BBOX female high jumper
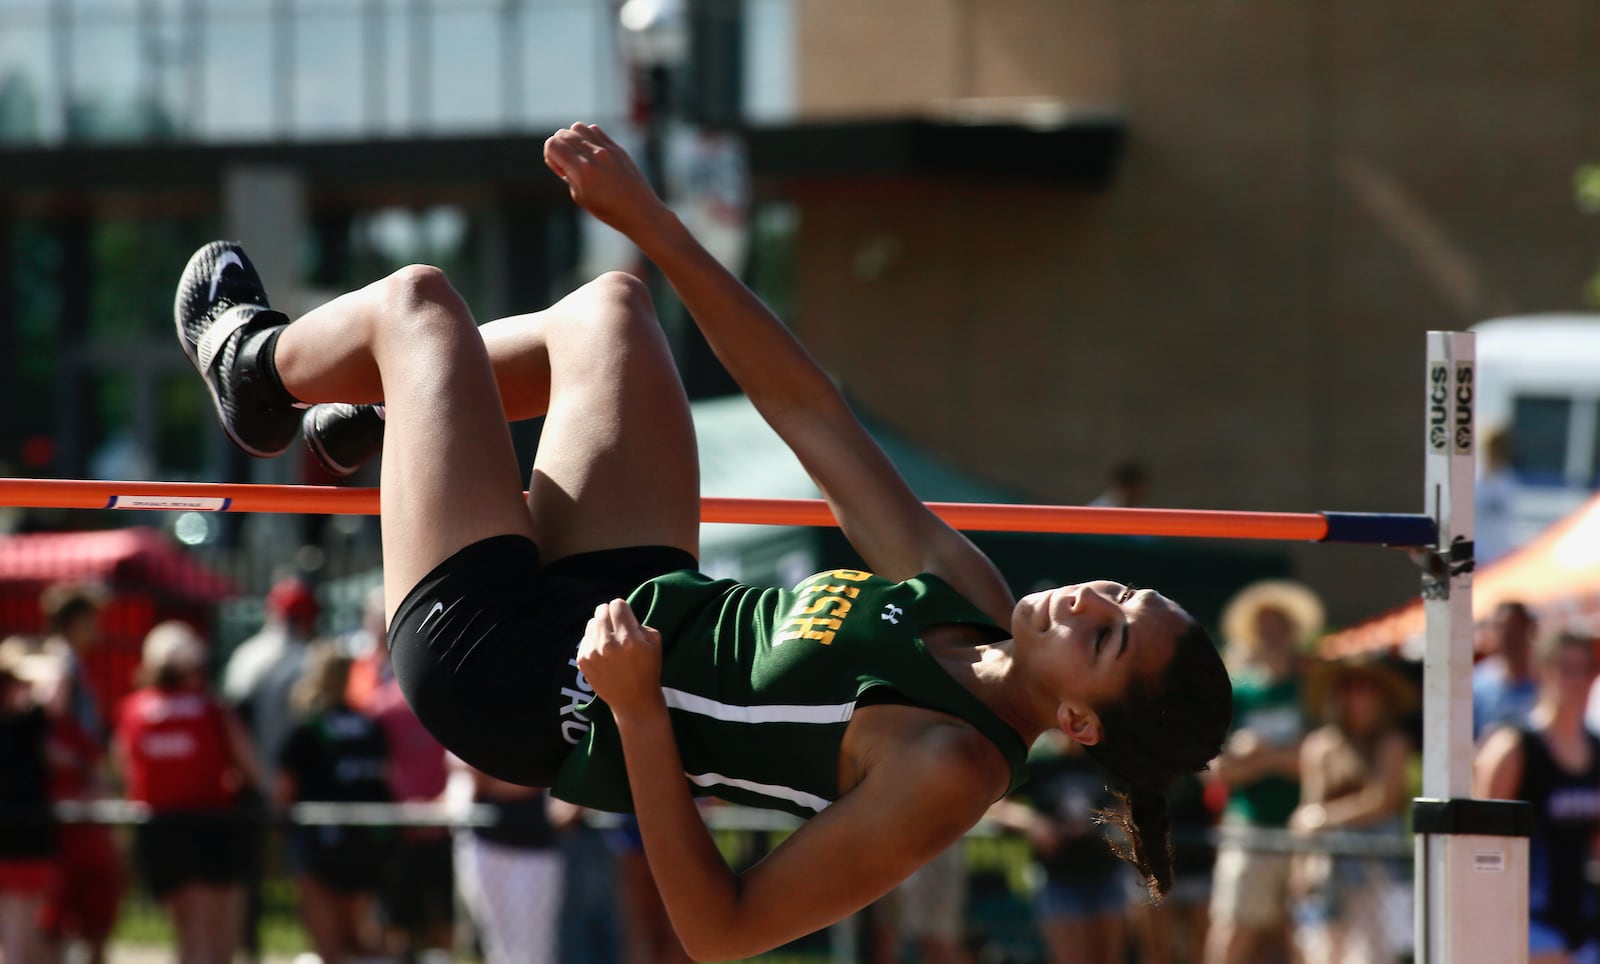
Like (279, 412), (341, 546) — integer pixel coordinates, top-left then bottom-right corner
(174, 122), (1233, 962)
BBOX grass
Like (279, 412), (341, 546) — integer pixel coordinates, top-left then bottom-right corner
(111, 831), (1040, 962)
(113, 877), (310, 957)
(113, 879), (842, 963)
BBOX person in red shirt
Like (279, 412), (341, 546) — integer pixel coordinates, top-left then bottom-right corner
(114, 621), (264, 964)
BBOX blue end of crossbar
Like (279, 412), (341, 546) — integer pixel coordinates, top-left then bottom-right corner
(1320, 512), (1438, 546)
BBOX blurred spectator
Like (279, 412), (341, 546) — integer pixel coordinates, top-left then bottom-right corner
(343, 586), (446, 806)
(449, 758), (574, 964)
(1476, 426), (1519, 567)
(342, 584), (387, 667)
(1473, 601), (1539, 742)
(114, 621), (264, 964)
(870, 842), (972, 964)
(13, 639), (126, 964)
(1475, 630), (1600, 964)
(556, 810), (624, 964)
(1089, 459), (1150, 508)
(1126, 771), (1216, 964)
(1289, 657), (1416, 964)
(224, 575), (322, 763)
(611, 816), (692, 964)
(0, 639), (59, 964)
(274, 643), (394, 964)
(37, 580), (110, 740)
(12, 585), (124, 964)
(224, 575), (320, 962)
(1205, 579), (1323, 964)
(988, 731), (1126, 964)
(343, 586), (455, 963)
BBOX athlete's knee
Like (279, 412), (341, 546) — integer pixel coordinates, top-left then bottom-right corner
(589, 270), (653, 309)
(381, 264), (469, 317)
(544, 272), (671, 379)
(369, 264), (478, 343)
(577, 271), (658, 331)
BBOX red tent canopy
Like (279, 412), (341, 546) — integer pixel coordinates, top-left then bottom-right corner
(0, 527), (236, 727)
(0, 527), (235, 603)
(1323, 492), (1600, 657)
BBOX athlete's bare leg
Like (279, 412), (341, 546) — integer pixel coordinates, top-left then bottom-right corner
(473, 274), (699, 565)
(271, 267), (697, 617)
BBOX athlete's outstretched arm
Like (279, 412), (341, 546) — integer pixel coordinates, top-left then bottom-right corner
(544, 123), (1014, 620)
(579, 599), (1004, 960)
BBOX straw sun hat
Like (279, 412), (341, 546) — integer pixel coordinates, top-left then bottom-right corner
(1221, 579), (1327, 654)
(0, 637), (66, 689)
(0, 639), (26, 686)
(1304, 655), (1420, 720)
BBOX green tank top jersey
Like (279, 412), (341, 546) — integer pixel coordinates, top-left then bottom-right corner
(550, 568), (1032, 819)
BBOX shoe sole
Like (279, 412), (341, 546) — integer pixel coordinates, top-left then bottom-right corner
(174, 243), (290, 460)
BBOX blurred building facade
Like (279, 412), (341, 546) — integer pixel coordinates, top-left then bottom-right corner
(0, 0), (645, 492)
(0, 0), (1598, 620)
(748, 0), (1600, 620)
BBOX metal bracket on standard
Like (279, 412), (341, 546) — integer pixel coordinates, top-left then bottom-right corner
(1408, 537), (1475, 601)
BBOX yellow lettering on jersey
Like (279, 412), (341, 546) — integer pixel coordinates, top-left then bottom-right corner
(776, 570), (875, 647)
(800, 584), (861, 601)
(796, 596), (853, 618)
(823, 569), (873, 582)
(775, 616), (843, 647)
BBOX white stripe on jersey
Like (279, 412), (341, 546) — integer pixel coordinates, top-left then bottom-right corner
(685, 771), (831, 814)
(661, 687), (855, 725)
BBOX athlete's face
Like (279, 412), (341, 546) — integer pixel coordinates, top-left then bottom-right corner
(1011, 581), (1189, 735)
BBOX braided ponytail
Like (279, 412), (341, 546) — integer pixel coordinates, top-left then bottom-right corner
(1097, 788), (1174, 898)
(1083, 620), (1231, 900)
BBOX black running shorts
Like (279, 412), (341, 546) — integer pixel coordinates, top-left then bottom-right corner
(387, 535), (696, 787)
(133, 811), (253, 899)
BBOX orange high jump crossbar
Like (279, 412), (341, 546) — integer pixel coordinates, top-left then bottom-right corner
(0, 478), (1437, 545)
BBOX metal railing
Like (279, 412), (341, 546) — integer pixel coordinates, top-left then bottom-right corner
(12, 800), (1415, 964)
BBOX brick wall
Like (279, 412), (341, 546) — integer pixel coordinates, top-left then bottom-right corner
(798, 0), (1120, 116)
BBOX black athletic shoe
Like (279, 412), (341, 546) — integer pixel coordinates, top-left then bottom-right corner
(303, 403), (386, 477)
(174, 241), (302, 458)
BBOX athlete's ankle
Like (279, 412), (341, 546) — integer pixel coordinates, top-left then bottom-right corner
(240, 323), (306, 409)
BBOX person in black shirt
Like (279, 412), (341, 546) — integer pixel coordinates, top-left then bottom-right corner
(275, 643), (394, 964)
(990, 731), (1130, 964)
(1475, 630), (1600, 964)
(0, 640), (59, 964)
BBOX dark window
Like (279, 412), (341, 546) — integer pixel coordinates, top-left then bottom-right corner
(1511, 395), (1571, 486)
(1586, 400), (1600, 489)
(685, 0), (743, 127)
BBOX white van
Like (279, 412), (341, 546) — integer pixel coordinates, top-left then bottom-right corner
(1473, 314), (1600, 554)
